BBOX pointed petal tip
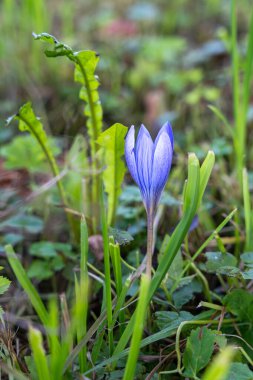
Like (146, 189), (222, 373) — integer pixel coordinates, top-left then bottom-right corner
(162, 121), (174, 149)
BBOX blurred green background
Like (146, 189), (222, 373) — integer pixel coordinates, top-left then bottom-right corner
(0, 0), (252, 161)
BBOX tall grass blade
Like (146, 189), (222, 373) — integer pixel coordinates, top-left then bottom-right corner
(28, 327), (51, 380)
(243, 168), (253, 251)
(123, 274), (150, 380)
(5, 245), (48, 326)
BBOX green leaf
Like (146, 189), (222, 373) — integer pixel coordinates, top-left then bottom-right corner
(64, 134), (89, 212)
(172, 278), (202, 308)
(33, 32), (75, 61)
(0, 275), (11, 295)
(204, 252), (237, 272)
(34, 33), (102, 148)
(75, 50), (103, 152)
(226, 363), (253, 380)
(155, 311), (193, 330)
(29, 242), (58, 258)
(0, 214), (44, 234)
(223, 289), (253, 322)
(6, 102), (60, 177)
(108, 228), (133, 246)
(216, 266), (241, 277)
(97, 123), (128, 225)
(241, 269), (253, 279)
(27, 261), (53, 281)
(183, 326), (216, 378)
(241, 252), (253, 265)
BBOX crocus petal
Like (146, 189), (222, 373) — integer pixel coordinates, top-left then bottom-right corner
(135, 125), (154, 209)
(154, 121), (174, 150)
(124, 125), (140, 186)
(151, 131), (173, 207)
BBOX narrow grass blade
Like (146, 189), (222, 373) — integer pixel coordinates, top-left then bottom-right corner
(198, 150), (215, 207)
(231, 0), (244, 183)
(243, 168), (253, 251)
(208, 105), (234, 137)
(123, 274), (150, 380)
(100, 186), (114, 354)
(75, 216), (89, 372)
(242, 7), (253, 120)
(5, 245), (48, 326)
(28, 327), (51, 380)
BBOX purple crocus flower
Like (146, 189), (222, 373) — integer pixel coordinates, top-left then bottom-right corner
(125, 122), (174, 217)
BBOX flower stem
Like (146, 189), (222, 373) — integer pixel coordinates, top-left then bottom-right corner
(146, 212), (154, 279)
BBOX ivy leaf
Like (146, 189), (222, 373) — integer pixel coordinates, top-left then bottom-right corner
(183, 327), (216, 378)
(97, 123), (128, 225)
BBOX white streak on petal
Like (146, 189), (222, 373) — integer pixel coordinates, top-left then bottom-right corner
(135, 125), (154, 208)
(154, 121), (174, 150)
(151, 131), (173, 208)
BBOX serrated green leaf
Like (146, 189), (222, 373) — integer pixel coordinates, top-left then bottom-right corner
(183, 326), (216, 378)
(0, 275), (11, 295)
(97, 123), (128, 225)
(33, 32), (75, 61)
(8, 102), (59, 174)
(74, 50), (102, 153)
(35, 34), (103, 230)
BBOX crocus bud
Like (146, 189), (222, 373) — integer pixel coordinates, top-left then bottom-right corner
(125, 122), (174, 216)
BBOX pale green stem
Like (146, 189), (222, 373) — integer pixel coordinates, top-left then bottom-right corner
(146, 211), (154, 279)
